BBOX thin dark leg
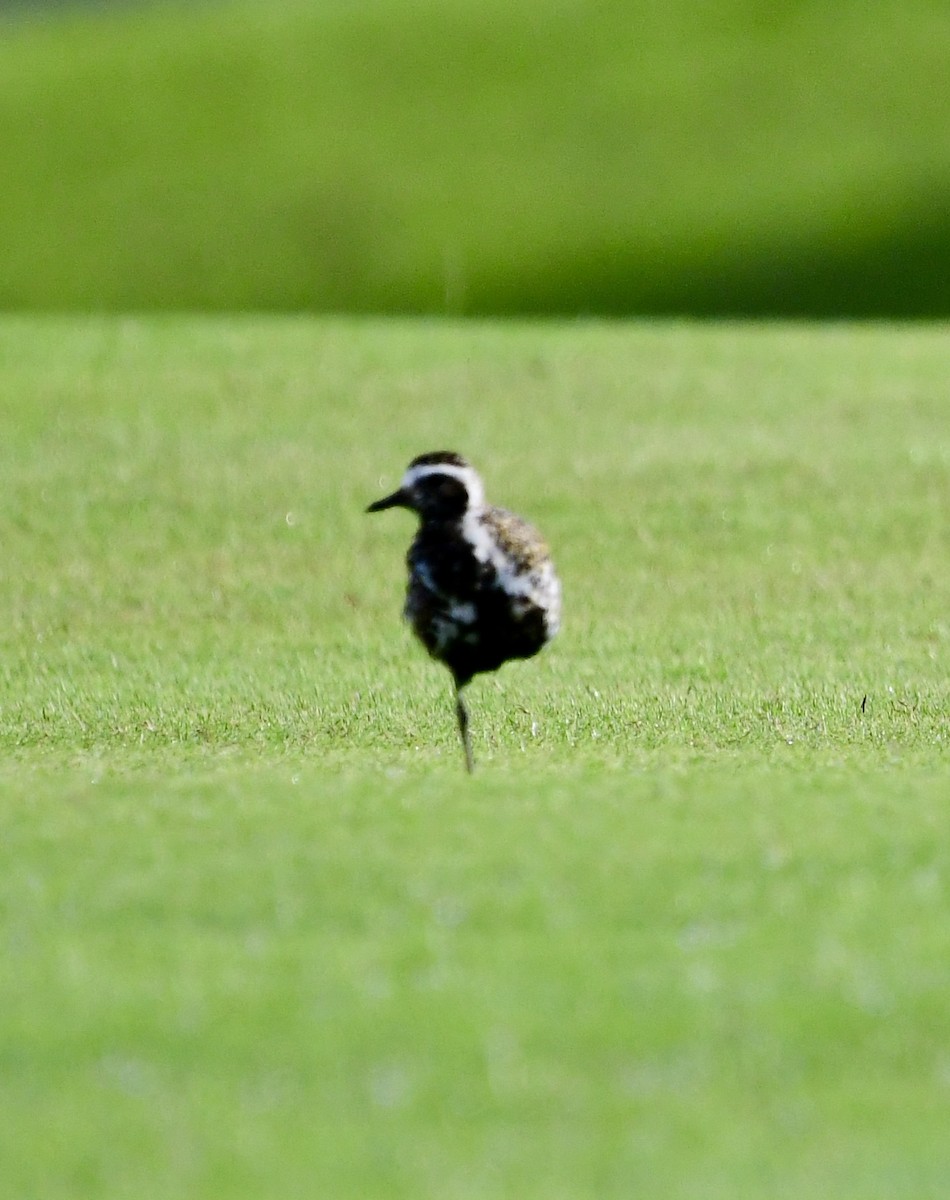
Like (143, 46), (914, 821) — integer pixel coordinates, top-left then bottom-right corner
(454, 680), (474, 774)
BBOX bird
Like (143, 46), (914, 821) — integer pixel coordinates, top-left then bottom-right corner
(366, 451), (561, 772)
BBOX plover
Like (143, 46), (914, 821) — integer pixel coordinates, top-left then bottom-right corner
(367, 451), (561, 772)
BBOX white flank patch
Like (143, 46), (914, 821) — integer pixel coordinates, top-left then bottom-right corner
(540, 563), (562, 636)
(521, 559), (561, 637)
(461, 508), (562, 636)
(461, 507), (493, 563)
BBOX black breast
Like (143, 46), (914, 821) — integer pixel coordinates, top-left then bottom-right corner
(405, 524), (550, 686)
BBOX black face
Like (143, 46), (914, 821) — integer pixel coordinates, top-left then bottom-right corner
(366, 470), (470, 520)
(410, 472), (469, 520)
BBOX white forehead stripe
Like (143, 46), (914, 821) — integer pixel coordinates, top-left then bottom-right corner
(402, 462), (485, 507)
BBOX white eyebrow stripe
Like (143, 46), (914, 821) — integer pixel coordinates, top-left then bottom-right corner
(402, 462), (486, 507)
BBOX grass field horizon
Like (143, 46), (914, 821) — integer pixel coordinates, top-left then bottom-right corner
(2, 0), (949, 316)
(3, 315), (950, 1196)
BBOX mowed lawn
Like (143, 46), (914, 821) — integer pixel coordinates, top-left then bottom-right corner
(2, 317), (950, 1196)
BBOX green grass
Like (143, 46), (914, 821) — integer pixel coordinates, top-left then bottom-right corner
(3, 316), (950, 1196)
(1, 0), (949, 315)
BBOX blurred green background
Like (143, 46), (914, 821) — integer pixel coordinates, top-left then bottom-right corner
(1, 0), (948, 316)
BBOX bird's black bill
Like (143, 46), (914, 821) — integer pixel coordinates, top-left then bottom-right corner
(366, 488), (409, 513)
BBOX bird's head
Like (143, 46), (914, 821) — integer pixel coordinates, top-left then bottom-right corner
(366, 451), (485, 521)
